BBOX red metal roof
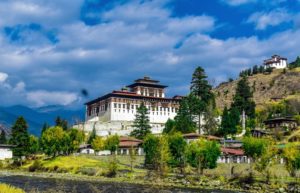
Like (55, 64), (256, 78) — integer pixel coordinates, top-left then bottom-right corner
(221, 148), (244, 156)
(119, 136), (143, 148)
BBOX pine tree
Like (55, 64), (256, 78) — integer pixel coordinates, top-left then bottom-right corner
(174, 95), (197, 133)
(252, 65), (258, 74)
(55, 116), (68, 130)
(220, 107), (231, 137)
(190, 66), (215, 133)
(231, 76), (256, 118)
(130, 103), (151, 140)
(0, 130), (6, 144)
(10, 117), (30, 158)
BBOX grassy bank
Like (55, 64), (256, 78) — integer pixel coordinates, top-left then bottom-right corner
(0, 155), (299, 192)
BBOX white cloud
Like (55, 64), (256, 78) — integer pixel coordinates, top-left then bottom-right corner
(247, 9), (292, 30)
(222, 0), (256, 6)
(0, 0), (300, 108)
(0, 72), (8, 83)
(221, 0), (287, 6)
(26, 91), (79, 107)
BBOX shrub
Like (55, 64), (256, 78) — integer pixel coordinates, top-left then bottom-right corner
(106, 156), (118, 177)
(0, 183), (25, 193)
(78, 167), (98, 176)
(28, 160), (42, 172)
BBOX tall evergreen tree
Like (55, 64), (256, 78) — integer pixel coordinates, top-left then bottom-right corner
(220, 107), (231, 137)
(231, 76), (256, 118)
(0, 130), (7, 144)
(174, 95), (197, 133)
(130, 103), (151, 140)
(190, 66), (215, 133)
(10, 117), (30, 158)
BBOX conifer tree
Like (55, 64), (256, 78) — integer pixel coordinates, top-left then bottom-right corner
(10, 117), (30, 158)
(190, 67), (215, 133)
(231, 76), (255, 118)
(174, 95), (197, 133)
(41, 122), (50, 135)
(130, 103), (151, 140)
(220, 107), (231, 137)
(0, 130), (6, 144)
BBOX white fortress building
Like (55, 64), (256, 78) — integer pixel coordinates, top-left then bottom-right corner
(76, 77), (182, 136)
(263, 55), (287, 69)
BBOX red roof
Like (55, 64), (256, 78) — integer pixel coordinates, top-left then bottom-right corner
(183, 133), (222, 141)
(221, 148), (244, 156)
(119, 136), (143, 148)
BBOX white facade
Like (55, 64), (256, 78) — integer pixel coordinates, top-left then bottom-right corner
(0, 146), (13, 160)
(264, 55), (287, 69)
(77, 77), (181, 137)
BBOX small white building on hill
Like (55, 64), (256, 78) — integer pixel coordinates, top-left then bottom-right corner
(264, 55), (287, 69)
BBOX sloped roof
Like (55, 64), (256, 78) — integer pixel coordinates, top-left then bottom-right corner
(221, 148), (244, 156)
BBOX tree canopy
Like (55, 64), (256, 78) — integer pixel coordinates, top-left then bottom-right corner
(130, 103), (151, 140)
(10, 117), (30, 158)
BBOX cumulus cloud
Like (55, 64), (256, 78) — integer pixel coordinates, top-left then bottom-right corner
(221, 0), (286, 6)
(247, 9), (292, 30)
(26, 91), (79, 107)
(0, 72), (8, 83)
(0, 0), (299, 108)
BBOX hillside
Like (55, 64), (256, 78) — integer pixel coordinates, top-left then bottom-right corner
(214, 67), (300, 110)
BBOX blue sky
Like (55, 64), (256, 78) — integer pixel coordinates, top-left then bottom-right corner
(0, 0), (300, 108)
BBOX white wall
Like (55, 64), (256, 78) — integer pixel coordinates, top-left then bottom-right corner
(0, 148), (13, 160)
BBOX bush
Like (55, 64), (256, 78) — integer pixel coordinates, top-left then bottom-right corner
(106, 157), (118, 177)
(77, 167), (98, 176)
(0, 183), (25, 193)
(28, 160), (42, 172)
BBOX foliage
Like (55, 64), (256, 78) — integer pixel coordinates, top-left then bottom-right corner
(10, 117), (30, 158)
(107, 155), (118, 177)
(190, 66), (215, 133)
(289, 56), (300, 69)
(0, 183), (25, 193)
(282, 143), (300, 177)
(231, 76), (256, 119)
(55, 116), (68, 130)
(67, 129), (85, 153)
(219, 107), (239, 137)
(254, 139), (277, 182)
(186, 139), (221, 175)
(40, 126), (65, 157)
(190, 66), (214, 106)
(157, 135), (171, 176)
(168, 132), (187, 168)
(104, 135), (119, 153)
(91, 136), (105, 152)
(87, 127), (96, 144)
(163, 119), (176, 134)
(203, 102), (219, 135)
(143, 134), (160, 169)
(242, 137), (268, 161)
(41, 122), (50, 135)
(174, 94), (197, 133)
(28, 135), (39, 155)
(0, 130), (7, 144)
(130, 102), (151, 140)
(129, 146), (137, 172)
(28, 159), (42, 172)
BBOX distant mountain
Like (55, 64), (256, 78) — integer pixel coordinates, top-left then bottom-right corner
(0, 105), (85, 136)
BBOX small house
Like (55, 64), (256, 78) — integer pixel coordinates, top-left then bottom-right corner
(264, 117), (298, 131)
(219, 147), (249, 164)
(118, 136), (143, 155)
(183, 133), (222, 144)
(79, 144), (95, 155)
(0, 144), (14, 160)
